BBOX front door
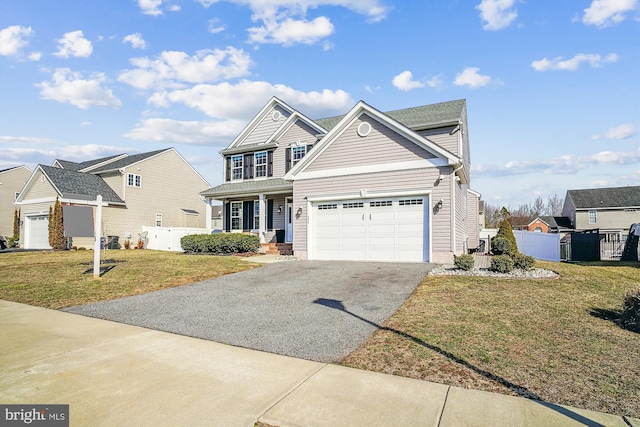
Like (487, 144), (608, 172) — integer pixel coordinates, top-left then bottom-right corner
(285, 198), (293, 243)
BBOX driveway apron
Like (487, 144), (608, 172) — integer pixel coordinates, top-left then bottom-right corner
(64, 261), (435, 362)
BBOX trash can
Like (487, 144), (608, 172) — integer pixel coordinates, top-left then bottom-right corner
(107, 236), (120, 249)
(275, 230), (285, 243)
(0, 236), (7, 250)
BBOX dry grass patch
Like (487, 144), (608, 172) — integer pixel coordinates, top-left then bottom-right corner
(0, 250), (257, 309)
(342, 261), (640, 417)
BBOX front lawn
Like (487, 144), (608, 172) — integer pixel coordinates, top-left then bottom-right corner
(342, 261), (640, 418)
(0, 250), (257, 309)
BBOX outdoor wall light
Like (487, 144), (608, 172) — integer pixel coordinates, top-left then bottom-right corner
(437, 174), (445, 182)
(296, 207), (303, 215)
(437, 199), (444, 209)
(278, 205), (283, 213)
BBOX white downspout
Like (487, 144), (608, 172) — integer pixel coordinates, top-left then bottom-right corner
(451, 163), (464, 254)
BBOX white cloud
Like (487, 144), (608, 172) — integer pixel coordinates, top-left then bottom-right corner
(0, 136), (56, 144)
(453, 67), (494, 88)
(138, 0), (163, 15)
(592, 124), (637, 140)
(0, 25), (34, 57)
(531, 53), (618, 71)
(248, 15), (334, 45)
(208, 18), (227, 34)
(57, 144), (126, 160)
(391, 71), (425, 92)
(476, 0), (518, 30)
(124, 118), (245, 144)
(123, 33), (146, 49)
(28, 51), (42, 61)
(147, 79), (353, 120)
(54, 30), (93, 58)
(426, 74), (444, 89)
(582, 0), (638, 28)
(118, 47), (253, 90)
(37, 68), (122, 109)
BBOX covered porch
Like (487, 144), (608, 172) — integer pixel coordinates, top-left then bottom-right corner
(200, 178), (294, 245)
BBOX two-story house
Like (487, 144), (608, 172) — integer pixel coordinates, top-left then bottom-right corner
(15, 148), (209, 249)
(201, 97), (480, 263)
(561, 186), (640, 242)
(0, 166), (32, 238)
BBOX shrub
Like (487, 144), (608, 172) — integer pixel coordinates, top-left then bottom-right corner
(619, 286), (640, 332)
(491, 237), (513, 255)
(496, 219), (518, 254)
(490, 255), (514, 273)
(454, 254), (475, 271)
(181, 233), (260, 255)
(512, 253), (535, 270)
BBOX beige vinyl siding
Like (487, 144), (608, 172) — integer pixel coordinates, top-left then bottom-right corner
(292, 167), (452, 256)
(21, 170), (58, 200)
(101, 172), (124, 199)
(241, 105), (291, 146)
(466, 190), (480, 249)
(0, 167), (31, 236)
(418, 126), (459, 157)
(273, 120), (319, 177)
(574, 209), (640, 232)
(100, 150), (208, 242)
(306, 114), (436, 173)
(270, 196), (287, 230)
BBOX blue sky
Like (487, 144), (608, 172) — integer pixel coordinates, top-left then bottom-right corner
(1, 0), (638, 207)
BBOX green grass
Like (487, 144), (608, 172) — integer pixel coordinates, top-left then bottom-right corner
(0, 250), (257, 309)
(342, 261), (640, 418)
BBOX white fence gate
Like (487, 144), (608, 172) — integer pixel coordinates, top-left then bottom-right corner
(143, 226), (208, 252)
(513, 230), (560, 262)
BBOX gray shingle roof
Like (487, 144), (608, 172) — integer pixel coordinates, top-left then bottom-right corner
(200, 178), (292, 198)
(315, 99), (465, 131)
(568, 186), (640, 209)
(55, 154), (126, 172)
(40, 165), (124, 203)
(89, 149), (170, 173)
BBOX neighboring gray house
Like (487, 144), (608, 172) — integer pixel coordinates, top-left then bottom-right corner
(16, 148), (209, 249)
(201, 97), (480, 263)
(0, 165), (32, 237)
(561, 186), (640, 242)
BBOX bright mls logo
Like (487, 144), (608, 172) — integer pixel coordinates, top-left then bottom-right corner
(1, 405), (68, 426)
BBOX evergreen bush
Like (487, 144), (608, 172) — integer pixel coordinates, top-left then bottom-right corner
(491, 237), (512, 255)
(512, 253), (535, 270)
(454, 254), (475, 271)
(619, 286), (640, 332)
(490, 255), (514, 273)
(181, 233), (260, 255)
(496, 219), (518, 254)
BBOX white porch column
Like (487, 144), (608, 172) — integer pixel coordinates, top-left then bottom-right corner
(258, 194), (266, 243)
(205, 199), (212, 232)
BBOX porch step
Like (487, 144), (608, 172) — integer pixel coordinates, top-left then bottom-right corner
(261, 243), (293, 256)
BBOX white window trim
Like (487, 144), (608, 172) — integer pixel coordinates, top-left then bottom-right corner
(291, 145), (306, 168)
(231, 201), (243, 231)
(588, 210), (597, 224)
(255, 151), (267, 178)
(127, 173), (142, 188)
(231, 155), (243, 181)
(253, 200), (260, 230)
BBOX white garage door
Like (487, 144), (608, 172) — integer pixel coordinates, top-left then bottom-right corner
(25, 214), (51, 249)
(311, 197), (428, 262)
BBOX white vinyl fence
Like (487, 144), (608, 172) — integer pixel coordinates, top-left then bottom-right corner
(513, 230), (560, 262)
(143, 226), (208, 252)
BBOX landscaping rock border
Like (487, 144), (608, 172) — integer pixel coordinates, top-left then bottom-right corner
(429, 265), (559, 279)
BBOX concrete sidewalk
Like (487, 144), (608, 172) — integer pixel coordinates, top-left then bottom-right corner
(0, 300), (634, 427)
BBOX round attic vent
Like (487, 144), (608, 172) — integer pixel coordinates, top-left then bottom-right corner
(357, 122), (371, 137)
(272, 110), (281, 121)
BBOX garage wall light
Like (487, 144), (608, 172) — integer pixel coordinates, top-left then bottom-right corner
(437, 199), (444, 209)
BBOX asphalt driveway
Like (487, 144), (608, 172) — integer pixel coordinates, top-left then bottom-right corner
(64, 260), (435, 362)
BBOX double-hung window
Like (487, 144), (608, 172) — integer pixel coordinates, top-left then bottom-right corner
(588, 210), (597, 224)
(127, 173), (142, 187)
(291, 146), (306, 167)
(231, 202), (242, 231)
(231, 155), (243, 180)
(255, 151), (267, 178)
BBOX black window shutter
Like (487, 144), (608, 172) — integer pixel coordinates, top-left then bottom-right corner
(285, 148), (291, 172)
(267, 199), (274, 230)
(306, 144), (314, 155)
(243, 201), (252, 231)
(224, 202), (231, 231)
(267, 151), (273, 177)
(243, 154), (253, 179)
(225, 157), (231, 182)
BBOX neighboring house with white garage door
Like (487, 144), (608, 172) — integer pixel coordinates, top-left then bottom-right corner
(15, 148), (209, 249)
(0, 165), (31, 238)
(201, 97), (481, 263)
